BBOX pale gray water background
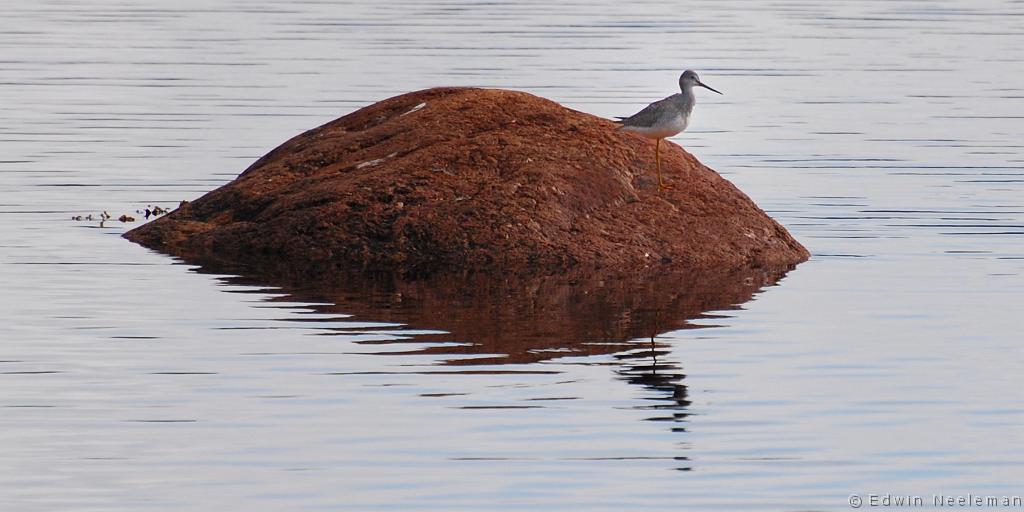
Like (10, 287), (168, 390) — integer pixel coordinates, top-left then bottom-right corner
(2, 1), (1023, 510)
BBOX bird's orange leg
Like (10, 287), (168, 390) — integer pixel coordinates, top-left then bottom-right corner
(656, 139), (672, 191)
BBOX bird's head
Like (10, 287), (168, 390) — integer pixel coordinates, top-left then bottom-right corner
(680, 70), (722, 95)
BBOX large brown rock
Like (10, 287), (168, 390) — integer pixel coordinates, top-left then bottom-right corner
(125, 87), (809, 275)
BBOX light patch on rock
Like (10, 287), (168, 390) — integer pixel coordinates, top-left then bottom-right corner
(356, 152), (399, 170)
(400, 102), (427, 117)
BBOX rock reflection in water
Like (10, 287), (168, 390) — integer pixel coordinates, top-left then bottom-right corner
(205, 262), (793, 409)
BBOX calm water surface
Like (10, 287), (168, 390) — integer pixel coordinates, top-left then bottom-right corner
(1, 1), (1022, 510)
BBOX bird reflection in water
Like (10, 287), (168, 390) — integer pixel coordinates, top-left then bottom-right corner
(615, 306), (694, 470)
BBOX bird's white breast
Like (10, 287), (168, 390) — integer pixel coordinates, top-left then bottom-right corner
(624, 115), (689, 139)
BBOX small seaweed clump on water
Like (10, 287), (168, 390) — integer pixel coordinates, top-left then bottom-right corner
(71, 203), (177, 226)
(139, 204), (171, 219)
(71, 211), (114, 222)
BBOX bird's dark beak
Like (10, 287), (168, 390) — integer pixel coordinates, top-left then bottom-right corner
(698, 81), (723, 95)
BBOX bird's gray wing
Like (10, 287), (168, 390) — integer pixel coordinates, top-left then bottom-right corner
(616, 95), (678, 128)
